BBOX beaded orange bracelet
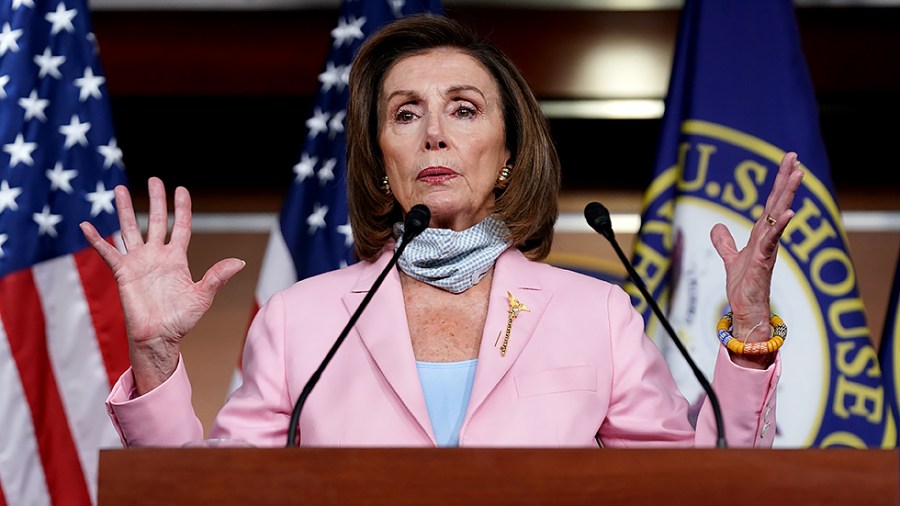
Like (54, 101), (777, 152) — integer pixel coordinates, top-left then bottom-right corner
(716, 311), (787, 355)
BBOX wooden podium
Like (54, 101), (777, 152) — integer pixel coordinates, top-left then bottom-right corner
(98, 447), (899, 505)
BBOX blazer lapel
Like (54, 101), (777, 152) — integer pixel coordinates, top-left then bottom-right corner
(466, 248), (551, 421)
(341, 250), (435, 443)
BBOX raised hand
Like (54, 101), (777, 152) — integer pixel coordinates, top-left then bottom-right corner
(80, 177), (245, 394)
(709, 152), (804, 367)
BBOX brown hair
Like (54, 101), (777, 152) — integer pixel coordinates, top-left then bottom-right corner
(347, 14), (560, 261)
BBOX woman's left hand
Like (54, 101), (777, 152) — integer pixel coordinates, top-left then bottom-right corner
(709, 151), (804, 368)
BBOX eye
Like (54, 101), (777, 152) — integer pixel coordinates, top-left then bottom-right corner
(454, 104), (480, 119)
(394, 108), (417, 123)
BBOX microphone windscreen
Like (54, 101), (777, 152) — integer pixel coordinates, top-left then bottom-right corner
(584, 201), (613, 238)
(403, 204), (431, 239)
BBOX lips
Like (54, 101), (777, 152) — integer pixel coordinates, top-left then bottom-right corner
(416, 166), (458, 182)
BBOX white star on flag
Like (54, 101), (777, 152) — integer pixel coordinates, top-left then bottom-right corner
(3, 133), (37, 167)
(331, 16), (366, 47)
(389, 0), (406, 18)
(0, 23), (23, 56)
(97, 138), (124, 168)
(307, 203), (328, 234)
(328, 110), (346, 139)
(318, 62), (343, 91)
(59, 114), (91, 148)
(45, 2), (77, 35)
(337, 223), (354, 247)
(34, 47), (66, 78)
(74, 67), (105, 101)
(0, 180), (23, 213)
(86, 180), (115, 217)
(0, 233), (7, 258)
(33, 205), (63, 237)
(317, 158), (336, 185)
(306, 108), (330, 138)
(13, 0), (35, 9)
(340, 65), (351, 89)
(18, 89), (50, 121)
(338, 66), (350, 91)
(47, 162), (78, 193)
(293, 153), (317, 182)
(0, 74), (9, 98)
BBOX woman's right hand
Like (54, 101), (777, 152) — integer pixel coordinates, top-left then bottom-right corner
(80, 177), (245, 395)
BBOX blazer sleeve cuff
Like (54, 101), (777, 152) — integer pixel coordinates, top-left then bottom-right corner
(696, 346), (781, 447)
(106, 355), (204, 447)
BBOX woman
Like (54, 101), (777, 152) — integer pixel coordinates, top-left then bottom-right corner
(81, 14), (802, 448)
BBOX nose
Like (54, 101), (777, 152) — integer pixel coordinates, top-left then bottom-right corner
(424, 114), (448, 151)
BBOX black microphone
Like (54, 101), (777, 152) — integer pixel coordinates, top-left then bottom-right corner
(285, 204), (431, 447)
(584, 201), (727, 448)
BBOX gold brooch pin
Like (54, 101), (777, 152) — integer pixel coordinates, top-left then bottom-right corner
(495, 291), (529, 357)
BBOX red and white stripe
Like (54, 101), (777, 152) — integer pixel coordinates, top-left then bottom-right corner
(0, 237), (129, 506)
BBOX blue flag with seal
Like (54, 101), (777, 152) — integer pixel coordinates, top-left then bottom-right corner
(878, 253), (900, 445)
(628, 0), (891, 448)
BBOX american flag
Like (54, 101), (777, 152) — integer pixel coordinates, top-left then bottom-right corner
(233, 0), (443, 391)
(0, 0), (129, 505)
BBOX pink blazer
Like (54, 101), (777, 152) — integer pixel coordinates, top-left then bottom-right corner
(107, 247), (779, 448)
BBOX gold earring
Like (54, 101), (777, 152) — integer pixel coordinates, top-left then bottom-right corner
(496, 166), (511, 189)
(380, 176), (392, 196)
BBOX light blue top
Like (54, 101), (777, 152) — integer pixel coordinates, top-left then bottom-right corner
(415, 359), (478, 447)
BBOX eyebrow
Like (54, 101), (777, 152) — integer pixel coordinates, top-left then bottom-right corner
(385, 85), (486, 103)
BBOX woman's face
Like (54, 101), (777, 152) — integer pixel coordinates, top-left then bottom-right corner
(378, 47), (509, 231)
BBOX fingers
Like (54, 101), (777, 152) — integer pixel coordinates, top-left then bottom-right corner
(763, 152), (804, 226)
(709, 223), (737, 265)
(79, 221), (121, 270)
(121, 178), (194, 251)
(747, 153), (802, 261)
(197, 258), (246, 297)
(168, 186), (193, 252)
(115, 184), (143, 251)
(765, 210), (792, 257)
(145, 177), (169, 244)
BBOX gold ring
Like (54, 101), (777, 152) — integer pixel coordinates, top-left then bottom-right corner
(766, 214), (777, 226)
